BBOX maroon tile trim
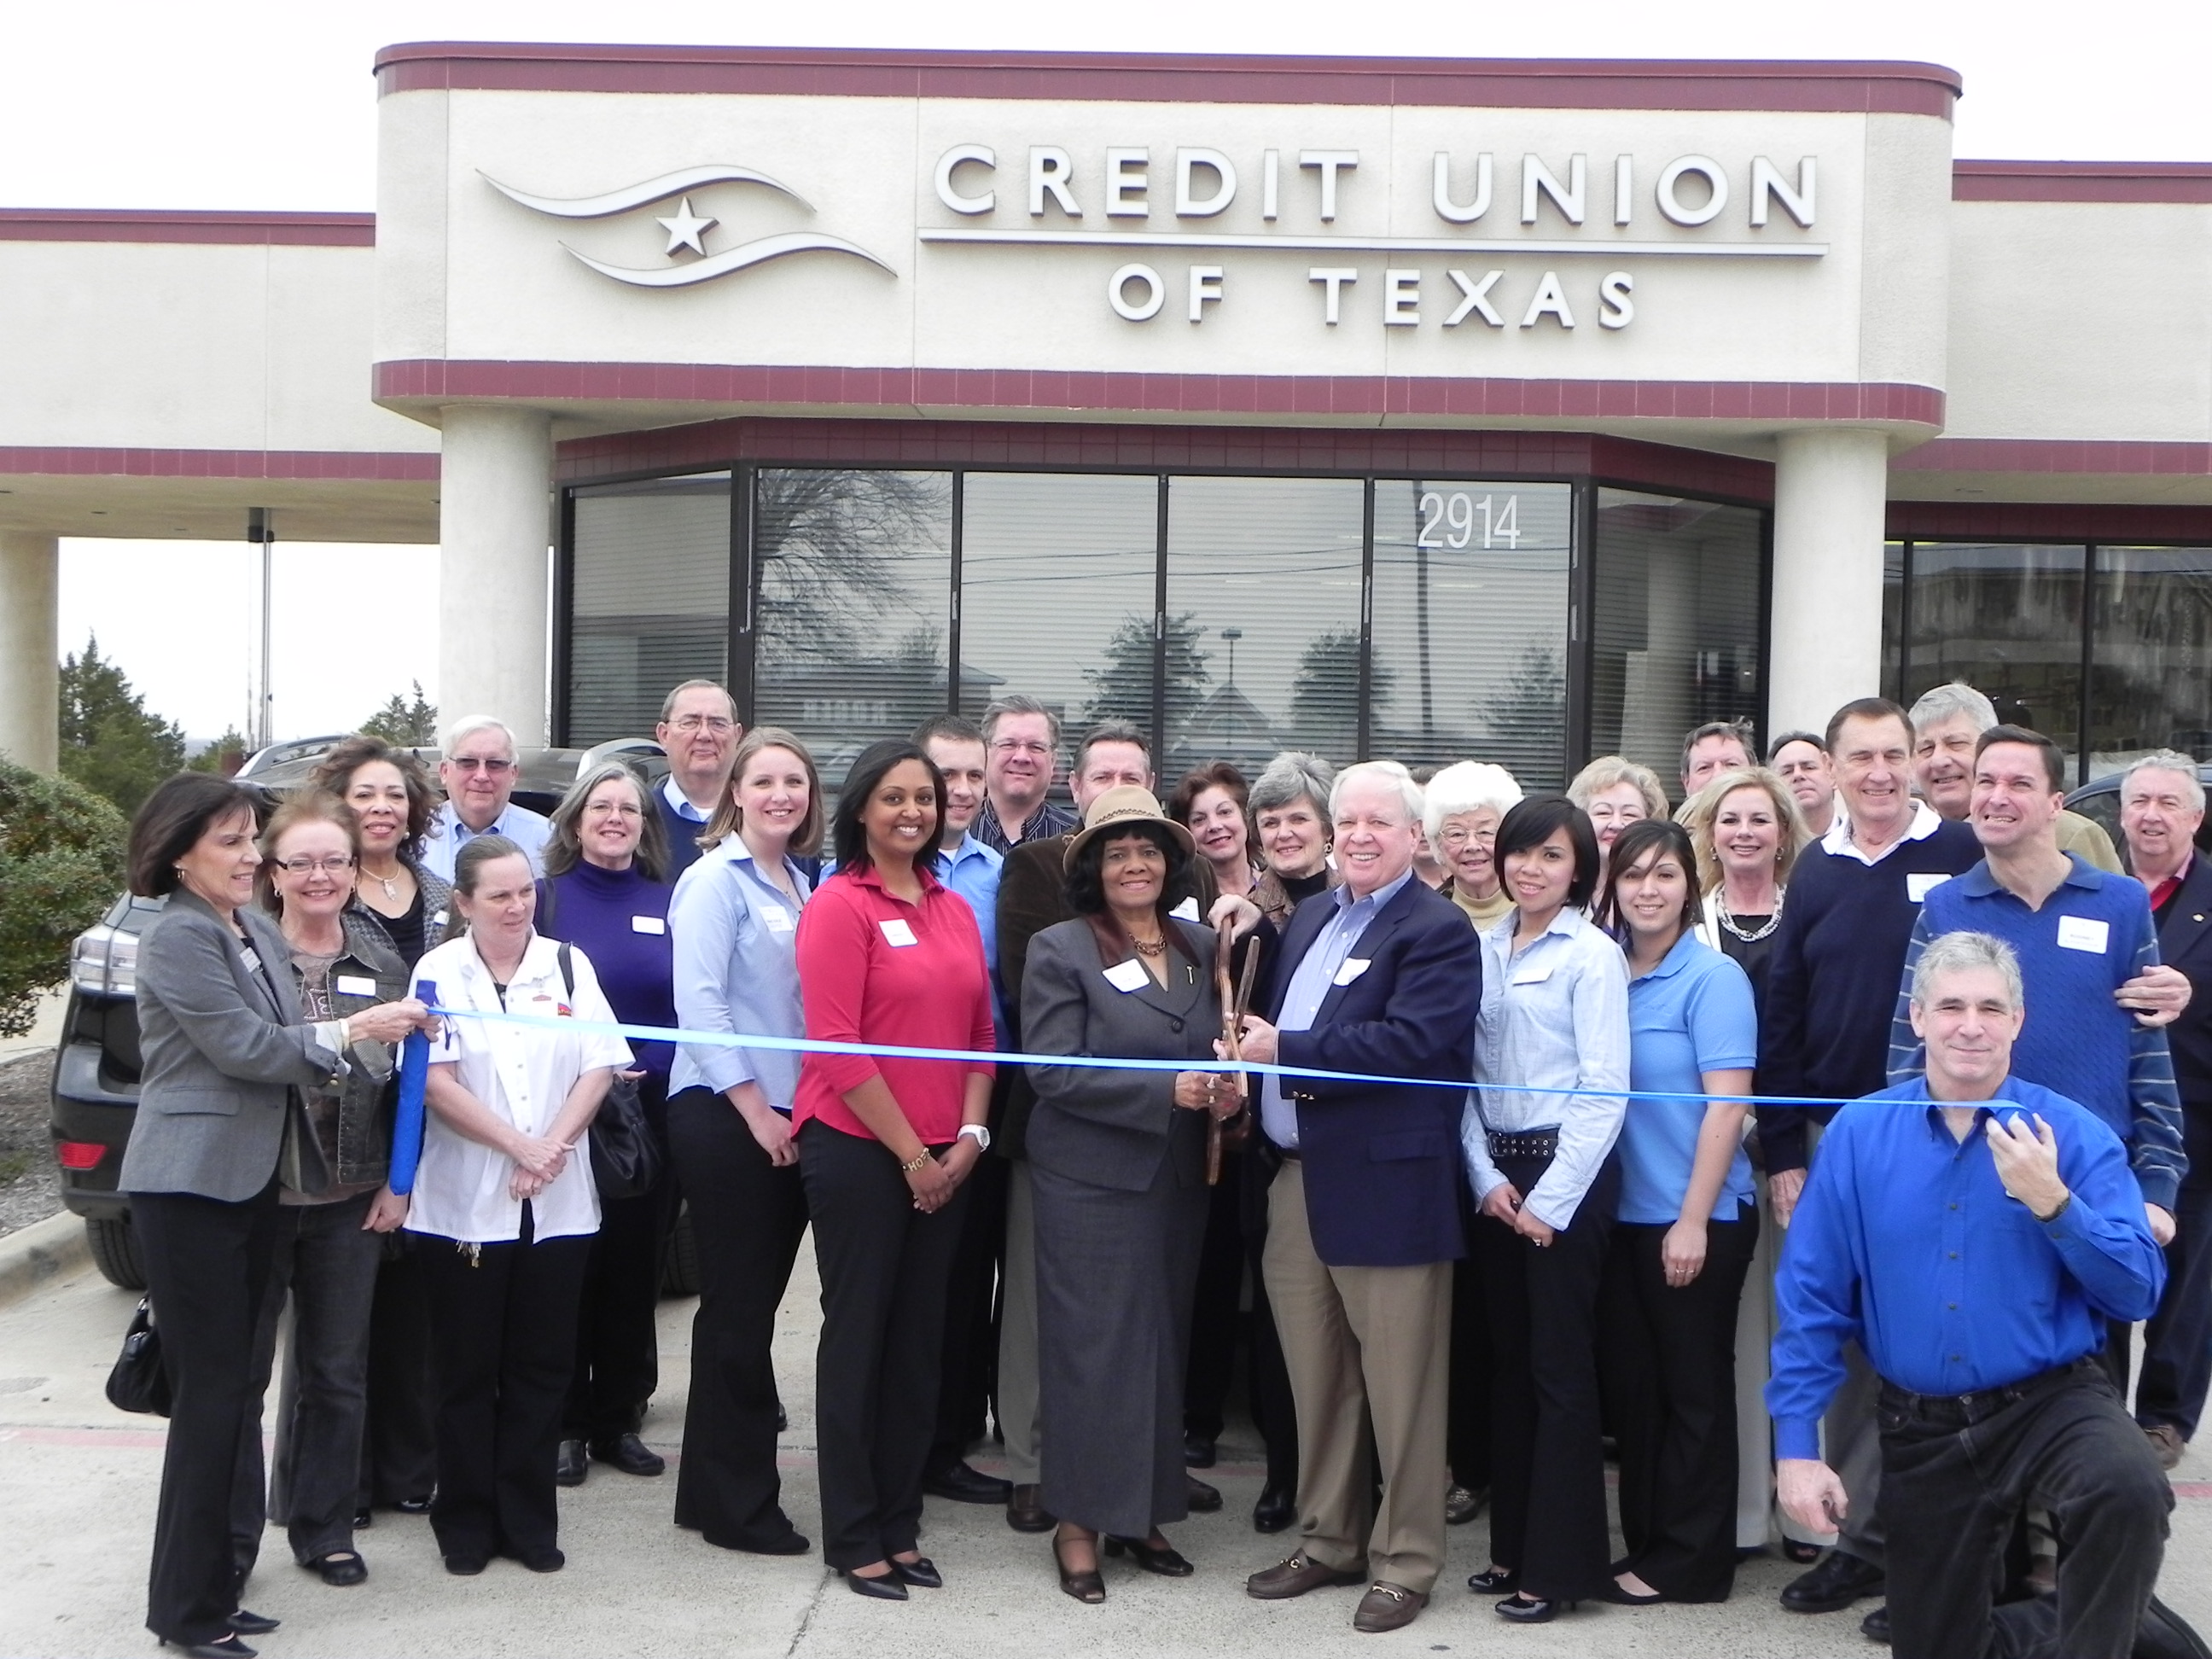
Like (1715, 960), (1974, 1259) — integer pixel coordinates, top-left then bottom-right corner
(1888, 501), (2212, 542)
(1895, 438), (2212, 476)
(374, 43), (1959, 117)
(1953, 161), (2212, 205)
(379, 358), (1944, 433)
(0, 209), (375, 247)
(0, 446), (437, 480)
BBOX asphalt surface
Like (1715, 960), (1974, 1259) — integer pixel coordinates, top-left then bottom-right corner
(3, 1241), (2208, 1658)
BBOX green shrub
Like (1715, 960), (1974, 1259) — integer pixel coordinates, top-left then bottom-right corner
(0, 760), (127, 1038)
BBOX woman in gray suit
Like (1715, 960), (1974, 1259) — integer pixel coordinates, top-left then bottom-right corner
(1022, 788), (1243, 1603)
(119, 774), (428, 1659)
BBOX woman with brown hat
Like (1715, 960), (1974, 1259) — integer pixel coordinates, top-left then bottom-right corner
(1021, 787), (1249, 1603)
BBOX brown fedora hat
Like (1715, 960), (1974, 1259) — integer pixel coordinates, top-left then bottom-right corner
(1062, 785), (1196, 870)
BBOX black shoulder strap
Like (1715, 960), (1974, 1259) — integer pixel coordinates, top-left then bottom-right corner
(556, 940), (574, 998)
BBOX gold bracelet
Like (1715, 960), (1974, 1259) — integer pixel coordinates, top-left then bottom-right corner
(899, 1149), (932, 1174)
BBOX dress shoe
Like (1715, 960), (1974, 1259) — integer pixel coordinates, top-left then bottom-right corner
(352, 1509), (372, 1529)
(1446, 1483), (1487, 1525)
(2137, 1592), (2212, 1659)
(1860, 1604), (1889, 1644)
(508, 1546), (565, 1573)
(1185, 1473), (1223, 1512)
(589, 1433), (666, 1476)
(1007, 1483), (1056, 1532)
(1353, 1582), (1428, 1633)
(776, 1403), (788, 1432)
(305, 1551), (367, 1586)
(1252, 1484), (1295, 1534)
(1055, 1535), (1105, 1604)
(160, 1638), (253, 1659)
(555, 1439), (588, 1487)
(1184, 1431), (1217, 1469)
(1466, 1567), (1521, 1594)
(443, 1553), (487, 1576)
(924, 1458), (1012, 1505)
(1246, 1551), (1368, 1600)
(1495, 1593), (1575, 1624)
(841, 1567), (909, 1601)
(393, 1493), (433, 1515)
(1780, 1549), (1884, 1614)
(889, 1555), (943, 1589)
(1105, 1535), (1194, 1576)
(714, 1527), (811, 1557)
(1601, 1577), (1665, 1606)
(226, 1610), (280, 1636)
(2146, 1422), (2187, 1470)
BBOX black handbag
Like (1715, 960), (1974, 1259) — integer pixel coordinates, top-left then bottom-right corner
(106, 1296), (172, 1417)
(556, 943), (663, 1202)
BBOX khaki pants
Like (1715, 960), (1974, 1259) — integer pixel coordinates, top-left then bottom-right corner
(1261, 1159), (1452, 1593)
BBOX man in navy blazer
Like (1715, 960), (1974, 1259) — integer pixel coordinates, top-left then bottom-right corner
(1233, 760), (1482, 1635)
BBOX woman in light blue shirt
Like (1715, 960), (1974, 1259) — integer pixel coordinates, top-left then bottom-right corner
(1593, 816), (1759, 1609)
(665, 726), (821, 1556)
(1463, 795), (1628, 1625)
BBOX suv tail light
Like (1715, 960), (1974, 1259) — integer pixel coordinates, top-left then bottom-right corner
(70, 923), (139, 997)
(55, 1141), (105, 1170)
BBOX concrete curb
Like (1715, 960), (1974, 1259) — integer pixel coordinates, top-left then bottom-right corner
(0, 1210), (90, 1310)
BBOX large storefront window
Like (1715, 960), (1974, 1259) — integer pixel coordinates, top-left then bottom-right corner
(567, 472), (731, 744)
(1589, 489), (1765, 797)
(2089, 546), (2212, 772)
(1899, 542), (2085, 779)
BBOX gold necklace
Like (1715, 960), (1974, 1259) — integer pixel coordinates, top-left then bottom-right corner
(360, 861), (406, 900)
(1130, 933), (1167, 958)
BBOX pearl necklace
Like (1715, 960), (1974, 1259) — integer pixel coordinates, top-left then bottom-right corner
(1717, 888), (1784, 943)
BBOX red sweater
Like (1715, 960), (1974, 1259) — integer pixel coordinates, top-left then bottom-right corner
(793, 861), (996, 1144)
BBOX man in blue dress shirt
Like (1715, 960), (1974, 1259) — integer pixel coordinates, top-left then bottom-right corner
(1771, 930), (2191, 1659)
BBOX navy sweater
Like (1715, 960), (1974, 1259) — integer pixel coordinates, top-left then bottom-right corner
(1757, 818), (1983, 1173)
(538, 859), (678, 1080)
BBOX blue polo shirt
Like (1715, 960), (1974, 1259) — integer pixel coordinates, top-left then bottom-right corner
(1619, 929), (1759, 1225)
(1889, 853), (2186, 1210)
(934, 833), (1006, 1041)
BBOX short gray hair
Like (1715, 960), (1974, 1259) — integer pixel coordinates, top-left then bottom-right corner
(1912, 930), (2023, 1011)
(981, 695), (1061, 752)
(2123, 750), (2206, 813)
(1249, 751), (1336, 819)
(1567, 754), (1669, 818)
(1421, 761), (1524, 841)
(1331, 759), (1423, 824)
(1909, 681), (1998, 736)
(442, 713), (517, 757)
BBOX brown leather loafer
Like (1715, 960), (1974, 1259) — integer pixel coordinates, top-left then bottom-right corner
(1353, 1581), (1429, 1633)
(1007, 1484), (1056, 1534)
(1246, 1552), (1368, 1600)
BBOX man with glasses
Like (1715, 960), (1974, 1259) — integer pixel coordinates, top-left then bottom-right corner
(974, 696), (1077, 854)
(421, 714), (551, 882)
(655, 680), (742, 876)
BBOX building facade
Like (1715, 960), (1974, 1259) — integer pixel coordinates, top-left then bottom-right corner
(1, 45), (2208, 792)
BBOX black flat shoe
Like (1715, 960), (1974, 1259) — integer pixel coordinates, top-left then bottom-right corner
(1495, 1593), (1575, 1623)
(305, 1551), (367, 1586)
(394, 1493), (433, 1515)
(841, 1567), (910, 1601)
(923, 1459), (1012, 1504)
(1467, 1567), (1521, 1594)
(1252, 1483), (1295, 1534)
(507, 1546), (564, 1573)
(1105, 1535), (1195, 1576)
(1602, 1579), (1664, 1606)
(555, 1439), (588, 1487)
(1184, 1432), (1217, 1469)
(443, 1553), (487, 1576)
(160, 1637), (254, 1658)
(890, 1555), (943, 1589)
(589, 1432), (666, 1477)
(352, 1509), (372, 1529)
(226, 1610), (280, 1636)
(1055, 1536), (1105, 1604)
(1185, 1473), (1223, 1512)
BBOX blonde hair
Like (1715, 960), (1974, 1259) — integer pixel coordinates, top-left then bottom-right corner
(701, 726), (824, 857)
(1679, 766), (1810, 893)
(1567, 755), (1669, 820)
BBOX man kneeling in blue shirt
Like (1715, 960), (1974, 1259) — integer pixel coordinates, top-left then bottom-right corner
(1769, 930), (2201, 1659)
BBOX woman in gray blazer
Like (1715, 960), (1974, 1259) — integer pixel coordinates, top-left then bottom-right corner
(1022, 788), (1244, 1604)
(119, 774), (427, 1659)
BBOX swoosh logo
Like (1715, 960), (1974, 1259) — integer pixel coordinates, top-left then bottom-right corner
(481, 165), (812, 218)
(564, 230), (895, 287)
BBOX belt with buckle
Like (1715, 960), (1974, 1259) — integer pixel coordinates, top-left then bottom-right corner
(1877, 1356), (2098, 1428)
(1486, 1127), (1560, 1161)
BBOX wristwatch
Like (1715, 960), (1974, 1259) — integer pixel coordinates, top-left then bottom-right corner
(958, 1123), (992, 1152)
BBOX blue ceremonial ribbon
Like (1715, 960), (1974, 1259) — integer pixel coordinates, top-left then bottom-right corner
(425, 1001), (1889, 1111)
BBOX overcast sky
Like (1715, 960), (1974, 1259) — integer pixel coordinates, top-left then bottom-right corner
(18, 0), (2209, 740)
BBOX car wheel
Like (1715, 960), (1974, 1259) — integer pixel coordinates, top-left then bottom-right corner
(659, 1200), (699, 1300)
(85, 1215), (146, 1290)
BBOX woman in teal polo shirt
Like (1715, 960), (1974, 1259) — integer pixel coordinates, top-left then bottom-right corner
(1593, 816), (1759, 1608)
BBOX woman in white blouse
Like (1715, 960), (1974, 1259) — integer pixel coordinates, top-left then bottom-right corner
(409, 835), (631, 1578)
(1462, 795), (1630, 1626)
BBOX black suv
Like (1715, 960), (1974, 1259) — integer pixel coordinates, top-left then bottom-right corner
(47, 738), (691, 1291)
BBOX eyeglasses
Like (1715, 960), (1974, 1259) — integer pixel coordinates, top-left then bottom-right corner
(1437, 827), (1496, 849)
(449, 756), (514, 774)
(990, 739), (1053, 756)
(670, 715), (735, 734)
(272, 856), (357, 876)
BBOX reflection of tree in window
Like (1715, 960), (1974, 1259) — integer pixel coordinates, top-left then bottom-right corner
(754, 470), (949, 668)
(1083, 611), (1212, 729)
(1481, 645), (1565, 781)
(1289, 628), (1391, 755)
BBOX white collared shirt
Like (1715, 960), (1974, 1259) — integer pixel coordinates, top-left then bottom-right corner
(407, 931), (632, 1243)
(420, 800), (553, 883)
(661, 772), (713, 824)
(1820, 798), (1945, 868)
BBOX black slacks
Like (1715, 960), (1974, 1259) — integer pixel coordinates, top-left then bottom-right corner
(2138, 1182), (2212, 1440)
(1598, 1206), (1758, 1601)
(358, 1234), (438, 1510)
(930, 1148), (1009, 1468)
(1183, 1147), (1247, 1443)
(566, 1075), (674, 1442)
(420, 1208), (591, 1561)
(665, 1088), (812, 1549)
(1881, 1359), (2170, 1659)
(1473, 1150), (1619, 1603)
(132, 1183), (283, 1647)
(1447, 1222), (1494, 1492)
(799, 1119), (972, 1572)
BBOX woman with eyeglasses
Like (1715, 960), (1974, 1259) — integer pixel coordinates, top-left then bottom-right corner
(1566, 756), (1670, 882)
(533, 762), (678, 1488)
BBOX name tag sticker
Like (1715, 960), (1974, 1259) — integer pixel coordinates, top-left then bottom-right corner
(631, 915), (667, 935)
(237, 948), (262, 975)
(1511, 964), (1554, 986)
(1169, 896), (1201, 921)
(335, 975), (378, 998)
(1906, 873), (1947, 903)
(2058, 915), (2110, 954)
(1103, 959), (1150, 993)
(880, 918), (918, 947)
(1333, 958), (1372, 987)
(761, 906), (795, 934)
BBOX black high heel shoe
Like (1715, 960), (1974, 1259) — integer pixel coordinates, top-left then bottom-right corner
(1467, 1566), (1521, 1594)
(840, 1566), (909, 1601)
(159, 1638), (255, 1659)
(889, 1555), (943, 1590)
(1055, 1534), (1106, 1604)
(1104, 1535), (1194, 1577)
(1495, 1592), (1576, 1624)
(226, 1611), (280, 1636)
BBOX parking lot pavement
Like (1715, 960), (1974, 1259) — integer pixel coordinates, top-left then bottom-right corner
(3, 1244), (2207, 1659)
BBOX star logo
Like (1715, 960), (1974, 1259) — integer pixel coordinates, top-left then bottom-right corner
(655, 196), (715, 258)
